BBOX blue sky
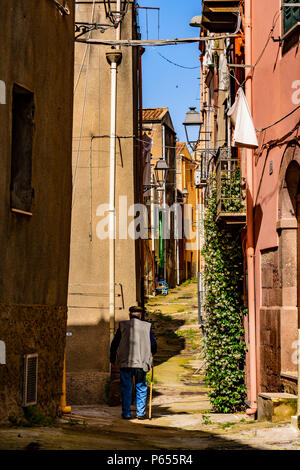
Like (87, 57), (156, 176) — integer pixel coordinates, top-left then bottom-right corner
(137, 0), (202, 143)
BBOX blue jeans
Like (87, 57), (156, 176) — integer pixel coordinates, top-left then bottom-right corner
(120, 368), (147, 418)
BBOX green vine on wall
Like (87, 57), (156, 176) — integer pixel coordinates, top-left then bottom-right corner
(203, 176), (247, 413)
(221, 166), (246, 213)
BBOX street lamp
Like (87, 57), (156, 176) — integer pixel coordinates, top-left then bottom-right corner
(104, 0), (129, 27)
(182, 187), (189, 198)
(154, 158), (170, 187)
(183, 107), (202, 152)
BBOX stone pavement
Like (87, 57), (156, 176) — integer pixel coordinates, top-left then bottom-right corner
(0, 280), (300, 450)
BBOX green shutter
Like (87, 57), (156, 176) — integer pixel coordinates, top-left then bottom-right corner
(283, 0), (300, 34)
(159, 211), (164, 269)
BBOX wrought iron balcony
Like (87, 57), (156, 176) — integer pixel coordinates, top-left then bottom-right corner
(202, 0), (241, 33)
(195, 150), (210, 188)
(216, 147), (246, 225)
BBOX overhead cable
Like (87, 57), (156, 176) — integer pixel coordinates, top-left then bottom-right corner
(74, 0), (97, 93)
(75, 34), (239, 46)
(256, 105), (300, 133)
(154, 48), (200, 69)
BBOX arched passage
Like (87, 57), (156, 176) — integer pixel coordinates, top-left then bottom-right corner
(277, 143), (300, 393)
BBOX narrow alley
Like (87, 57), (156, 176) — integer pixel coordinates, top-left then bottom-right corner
(1, 281), (300, 451)
(1, 0), (300, 457)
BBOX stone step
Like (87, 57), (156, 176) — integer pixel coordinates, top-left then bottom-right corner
(258, 392), (298, 422)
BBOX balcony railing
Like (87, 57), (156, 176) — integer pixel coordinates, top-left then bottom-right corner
(195, 150), (210, 188)
(216, 147), (246, 224)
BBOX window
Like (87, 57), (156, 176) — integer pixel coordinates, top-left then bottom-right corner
(283, 0), (300, 35)
(10, 85), (34, 214)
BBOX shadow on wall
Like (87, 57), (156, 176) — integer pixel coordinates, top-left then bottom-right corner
(65, 309), (186, 405)
(66, 319), (110, 406)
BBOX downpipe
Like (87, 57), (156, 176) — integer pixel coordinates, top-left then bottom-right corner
(245, 0), (257, 416)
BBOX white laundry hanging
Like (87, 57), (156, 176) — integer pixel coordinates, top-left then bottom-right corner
(203, 39), (214, 67)
(219, 53), (229, 91)
(228, 87), (258, 149)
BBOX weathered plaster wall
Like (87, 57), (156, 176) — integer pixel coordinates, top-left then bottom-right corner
(0, 1), (74, 422)
(67, 1), (140, 404)
(251, 0), (300, 393)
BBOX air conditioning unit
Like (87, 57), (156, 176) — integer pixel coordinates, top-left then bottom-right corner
(22, 353), (38, 407)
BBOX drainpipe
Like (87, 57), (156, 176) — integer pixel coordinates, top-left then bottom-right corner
(245, 0), (257, 416)
(106, 0), (122, 349)
(139, 46), (145, 313)
(297, 196), (300, 417)
(292, 195), (300, 429)
(162, 124), (167, 281)
(175, 149), (180, 286)
(60, 352), (71, 414)
(151, 174), (156, 294)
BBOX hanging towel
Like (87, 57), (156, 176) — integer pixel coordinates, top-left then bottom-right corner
(219, 53), (229, 91)
(203, 39), (214, 67)
(228, 87), (258, 149)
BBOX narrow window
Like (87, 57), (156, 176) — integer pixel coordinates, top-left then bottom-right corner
(10, 84), (34, 214)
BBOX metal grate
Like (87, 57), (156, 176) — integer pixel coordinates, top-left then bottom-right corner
(22, 353), (38, 407)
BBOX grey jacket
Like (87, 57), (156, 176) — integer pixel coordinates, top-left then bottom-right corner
(116, 318), (153, 372)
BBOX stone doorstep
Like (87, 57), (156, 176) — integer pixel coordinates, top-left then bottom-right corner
(258, 392), (298, 423)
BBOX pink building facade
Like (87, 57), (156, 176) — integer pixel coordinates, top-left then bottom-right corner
(247, 0), (300, 395)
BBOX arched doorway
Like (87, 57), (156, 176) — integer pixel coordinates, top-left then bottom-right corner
(277, 143), (300, 394)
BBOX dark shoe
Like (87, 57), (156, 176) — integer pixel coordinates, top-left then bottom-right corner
(122, 415), (132, 420)
(137, 415), (147, 420)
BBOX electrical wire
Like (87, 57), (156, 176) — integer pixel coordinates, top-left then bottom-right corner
(256, 106), (300, 133)
(72, 2), (96, 208)
(237, 9), (281, 88)
(74, 0), (97, 93)
(224, 9), (281, 89)
(76, 33), (240, 46)
(154, 48), (200, 70)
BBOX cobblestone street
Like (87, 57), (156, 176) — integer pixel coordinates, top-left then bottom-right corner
(1, 281), (300, 451)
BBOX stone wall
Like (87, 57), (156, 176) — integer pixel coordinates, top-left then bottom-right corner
(260, 308), (281, 392)
(0, 1), (74, 422)
(67, 1), (140, 404)
(260, 248), (281, 392)
(0, 304), (67, 423)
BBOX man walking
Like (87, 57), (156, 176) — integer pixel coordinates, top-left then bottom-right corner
(110, 306), (157, 420)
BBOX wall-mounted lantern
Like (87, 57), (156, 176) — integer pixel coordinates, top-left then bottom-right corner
(154, 158), (170, 187)
(182, 107), (203, 152)
(104, 0), (129, 27)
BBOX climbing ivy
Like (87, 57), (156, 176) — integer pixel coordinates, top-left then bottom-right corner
(203, 176), (247, 413)
(221, 166), (245, 213)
